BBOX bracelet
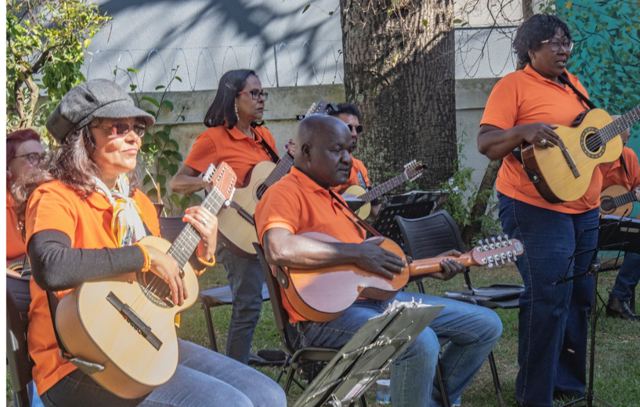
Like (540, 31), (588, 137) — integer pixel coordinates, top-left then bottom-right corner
(134, 243), (152, 272)
(197, 254), (216, 267)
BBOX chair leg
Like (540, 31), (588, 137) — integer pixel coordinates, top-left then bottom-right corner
(436, 361), (450, 407)
(201, 304), (218, 351)
(416, 280), (426, 294)
(488, 351), (506, 407)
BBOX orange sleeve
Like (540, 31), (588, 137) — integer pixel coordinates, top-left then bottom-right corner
(254, 187), (298, 244)
(184, 130), (218, 173)
(480, 75), (519, 130)
(359, 161), (371, 187)
(25, 183), (77, 246)
(133, 190), (161, 237)
(6, 200), (26, 260)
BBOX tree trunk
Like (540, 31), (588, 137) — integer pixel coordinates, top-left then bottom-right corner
(339, 0), (456, 189)
(461, 159), (501, 244)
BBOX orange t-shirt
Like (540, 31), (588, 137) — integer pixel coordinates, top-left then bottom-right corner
(600, 147), (640, 190)
(481, 65), (599, 214)
(7, 193), (26, 261)
(25, 180), (160, 395)
(333, 155), (371, 194)
(255, 167), (366, 323)
(184, 125), (278, 187)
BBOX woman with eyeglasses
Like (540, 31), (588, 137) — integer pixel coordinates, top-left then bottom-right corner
(7, 129), (46, 274)
(19, 79), (286, 407)
(170, 69), (278, 364)
(477, 14), (597, 407)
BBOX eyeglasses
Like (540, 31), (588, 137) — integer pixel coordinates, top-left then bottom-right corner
(91, 122), (146, 138)
(347, 124), (364, 135)
(540, 39), (574, 53)
(14, 152), (46, 165)
(239, 89), (269, 101)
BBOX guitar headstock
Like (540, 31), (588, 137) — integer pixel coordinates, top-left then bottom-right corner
(403, 160), (425, 181)
(470, 234), (524, 268)
(205, 162), (237, 203)
(297, 99), (338, 120)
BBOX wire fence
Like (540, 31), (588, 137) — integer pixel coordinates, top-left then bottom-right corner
(82, 28), (518, 92)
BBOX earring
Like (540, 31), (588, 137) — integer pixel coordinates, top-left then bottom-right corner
(234, 102), (239, 119)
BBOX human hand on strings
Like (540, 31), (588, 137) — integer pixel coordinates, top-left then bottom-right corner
(519, 123), (560, 148)
(428, 250), (465, 281)
(147, 246), (187, 306)
(355, 236), (406, 280)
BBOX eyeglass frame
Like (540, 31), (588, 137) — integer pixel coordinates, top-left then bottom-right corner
(90, 122), (147, 138)
(540, 38), (574, 53)
(13, 152), (46, 165)
(347, 124), (364, 135)
(238, 89), (269, 101)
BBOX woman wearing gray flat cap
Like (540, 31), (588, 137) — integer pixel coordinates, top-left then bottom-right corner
(17, 79), (286, 407)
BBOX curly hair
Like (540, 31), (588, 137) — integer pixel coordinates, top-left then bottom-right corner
(513, 14), (572, 69)
(203, 69), (262, 129)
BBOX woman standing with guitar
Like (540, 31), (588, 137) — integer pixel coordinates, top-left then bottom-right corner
(478, 14), (601, 407)
(20, 80), (285, 407)
(170, 69), (279, 364)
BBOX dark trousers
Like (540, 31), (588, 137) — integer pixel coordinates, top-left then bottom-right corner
(499, 194), (599, 407)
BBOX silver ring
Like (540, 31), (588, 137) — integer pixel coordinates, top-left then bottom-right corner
(179, 269), (185, 278)
(199, 216), (207, 227)
(540, 139), (548, 146)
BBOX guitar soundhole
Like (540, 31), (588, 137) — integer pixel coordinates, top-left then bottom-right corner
(136, 272), (174, 308)
(581, 127), (604, 158)
(256, 183), (267, 200)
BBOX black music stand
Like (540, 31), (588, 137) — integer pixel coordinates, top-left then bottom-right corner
(293, 301), (443, 407)
(598, 215), (640, 254)
(372, 190), (446, 248)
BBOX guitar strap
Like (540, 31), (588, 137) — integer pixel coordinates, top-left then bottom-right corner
(328, 189), (382, 237)
(253, 127), (280, 163)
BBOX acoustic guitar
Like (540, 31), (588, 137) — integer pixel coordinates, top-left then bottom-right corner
(600, 184), (637, 217)
(217, 100), (332, 256)
(342, 160), (425, 219)
(279, 233), (524, 322)
(54, 163), (236, 399)
(522, 106), (640, 203)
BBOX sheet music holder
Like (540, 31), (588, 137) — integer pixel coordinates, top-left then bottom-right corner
(293, 301), (443, 407)
(598, 215), (640, 254)
(372, 190), (445, 247)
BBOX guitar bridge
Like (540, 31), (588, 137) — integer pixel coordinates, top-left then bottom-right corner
(107, 292), (163, 350)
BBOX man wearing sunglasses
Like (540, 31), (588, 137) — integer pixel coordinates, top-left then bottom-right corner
(329, 103), (371, 193)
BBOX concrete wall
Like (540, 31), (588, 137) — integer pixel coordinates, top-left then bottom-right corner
(147, 79), (496, 187)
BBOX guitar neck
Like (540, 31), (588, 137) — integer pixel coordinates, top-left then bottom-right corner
(167, 189), (226, 267)
(263, 153), (294, 189)
(359, 172), (409, 202)
(599, 105), (640, 144)
(408, 254), (475, 277)
(613, 190), (638, 209)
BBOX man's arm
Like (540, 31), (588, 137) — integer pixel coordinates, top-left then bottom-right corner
(263, 227), (404, 280)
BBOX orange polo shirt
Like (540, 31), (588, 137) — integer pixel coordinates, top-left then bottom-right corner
(25, 180), (160, 395)
(7, 193), (26, 262)
(333, 155), (371, 194)
(255, 167), (366, 323)
(481, 65), (600, 214)
(601, 147), (640, 190)
(184, 125), (278, 187)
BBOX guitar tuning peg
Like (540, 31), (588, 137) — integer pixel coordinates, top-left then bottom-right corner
(496, 235), (503, 242)
(491, 236), (497, 244)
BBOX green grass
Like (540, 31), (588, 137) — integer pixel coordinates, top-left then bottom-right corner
(179, 264), (640, 406)
(9, 265), (638, 406)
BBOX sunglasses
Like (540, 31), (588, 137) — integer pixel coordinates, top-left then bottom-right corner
(92, 122), (146, 138)
(239, 89), (269, 101)
(14, 152), (46, 165)
(540, 39), (574, 53)
(347, 124), (364, 135)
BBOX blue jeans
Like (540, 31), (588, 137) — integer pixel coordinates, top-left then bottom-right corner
(610, 251), (640, 303)
(219, 248), (265, 363)
(499, 194), (599, 407)
(297, 291), (502, 407)
(41, 340), (286, 407)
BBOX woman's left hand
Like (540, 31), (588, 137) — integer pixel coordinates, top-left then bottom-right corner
(183, 206), (218, 262)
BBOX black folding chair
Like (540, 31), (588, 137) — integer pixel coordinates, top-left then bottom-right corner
(7, 274), (34, 407)
(395, 210), (518, 407)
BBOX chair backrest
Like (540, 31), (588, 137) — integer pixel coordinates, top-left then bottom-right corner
(7, 275), (34, 407)
(395, 210), (466, 259)
(159, 216), (186, 243)
(253, 243), (299, 355)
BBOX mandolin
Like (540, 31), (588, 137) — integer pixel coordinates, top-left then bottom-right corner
(279, 233), (523, 322)
(54, 163), (236, 398)
(600, 184), (637, 217)
(522, 106), (640, 203)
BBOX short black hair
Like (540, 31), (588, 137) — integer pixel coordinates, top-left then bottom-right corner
(328, 103), (362, 121)
(513, 14), (572, 69)
(203, 69), (257, 128)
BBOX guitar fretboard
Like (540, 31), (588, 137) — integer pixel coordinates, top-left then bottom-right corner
(167, 188), (226, 267)
(263, 153), (294, 189)
(598, 105), (640, 144)
(359, 172), (409, 202)
(610, 191), (637, 210)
